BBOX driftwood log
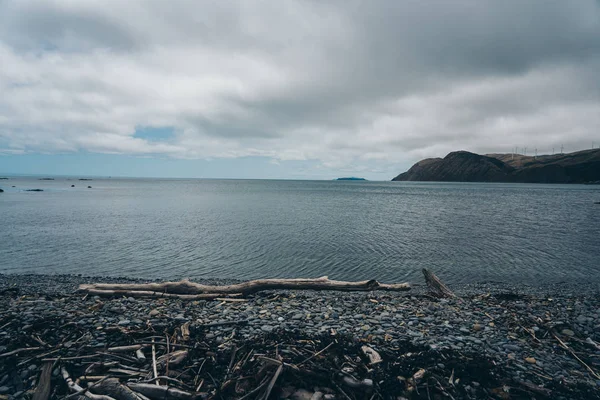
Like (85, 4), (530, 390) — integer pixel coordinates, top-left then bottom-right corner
(79, 276), (410, 299)
(422, 268), (455, 298)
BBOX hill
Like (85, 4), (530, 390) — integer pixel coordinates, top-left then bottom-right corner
(392, 149), (600, 183)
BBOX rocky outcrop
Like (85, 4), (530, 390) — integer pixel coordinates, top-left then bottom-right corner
(393, 151), (514, 182)
(393, 149), (600, 183)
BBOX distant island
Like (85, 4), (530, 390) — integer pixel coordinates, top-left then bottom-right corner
(336, 177), (367, 181)
(392, 149), (600, 184)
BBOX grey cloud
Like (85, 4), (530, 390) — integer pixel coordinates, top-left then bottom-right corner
(0, 0), (599, 177)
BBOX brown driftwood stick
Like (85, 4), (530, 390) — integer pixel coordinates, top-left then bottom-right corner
(422, 269), (455, 298)
(32, 361), (53, 400)
(79, 276), (410, 297)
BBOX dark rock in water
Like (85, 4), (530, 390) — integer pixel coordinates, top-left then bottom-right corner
(71, 185), (75, 187)
(0, 177), (8, 180)
(87, 186), (92, 188)
(26, 189), (44, 192)
(595, 202), (600, 205)
(336, 177), (367, 181)
(38, 178), (54, 180)
(79, 178), (93, 181)
(0, 188), (3, 193)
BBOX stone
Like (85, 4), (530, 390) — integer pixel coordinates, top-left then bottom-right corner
(472, 323), (482, 331)
(0, 387), (9, 395)
(291, 389), (314, 400)
(525, 357), (536, 364)
(149, 309), (160, 317)
(561, 329), (575, 337)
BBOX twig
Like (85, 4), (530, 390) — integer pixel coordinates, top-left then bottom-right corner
(61, 376), (112, 400)
(198, 320), (249, 329)
(61, 368), (115, 400)
(151, 339), (159, 386)
(142, 376), (192, 389)
(263, 364), (283, 400)
(553, 333), (600, 379)
(225, 345), (237, 382)
(43, 354), (98, 362)
(331, 381), (352, 400)
(165, 334), (170, 377)
(298, 342), (335, 366)
(0, 346), (42, 358)
(237, 377), (270, 400)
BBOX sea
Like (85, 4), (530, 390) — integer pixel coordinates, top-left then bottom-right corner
(1, 177), (599, 285)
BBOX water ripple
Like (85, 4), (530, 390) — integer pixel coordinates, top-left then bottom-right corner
(1, 178), (599, 285)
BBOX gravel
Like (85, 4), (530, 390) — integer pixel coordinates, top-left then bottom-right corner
(0, 273), (599, 399)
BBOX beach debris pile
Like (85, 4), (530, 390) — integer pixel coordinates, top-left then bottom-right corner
(0, 316), (557, 399)
(0, 274), (599, 399)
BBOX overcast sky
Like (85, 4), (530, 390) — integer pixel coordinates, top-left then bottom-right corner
(0, 1), (599, 179)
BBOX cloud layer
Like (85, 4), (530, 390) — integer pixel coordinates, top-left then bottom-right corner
(1, 1), (599, 176)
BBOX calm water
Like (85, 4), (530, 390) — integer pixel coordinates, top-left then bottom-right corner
(1, 177), (599, 285)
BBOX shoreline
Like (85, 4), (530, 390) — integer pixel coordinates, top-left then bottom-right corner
(2, 273), (600, 297)
(1, 274), (599, 399)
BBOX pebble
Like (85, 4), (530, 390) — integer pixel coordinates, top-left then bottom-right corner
(0, 275), (598, 397)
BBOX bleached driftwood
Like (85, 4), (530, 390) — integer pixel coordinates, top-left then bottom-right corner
(126, 383), (195, 400)
(82, 289), (238, 300)
(422, 268), (455, 298)
(90, 378), (145, 400)
(79, 276), (410, 299)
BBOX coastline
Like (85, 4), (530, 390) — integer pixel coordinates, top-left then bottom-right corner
(1, 274), (599, 399)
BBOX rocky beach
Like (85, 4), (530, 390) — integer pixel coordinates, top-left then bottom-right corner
(1, 274), (600, 399)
